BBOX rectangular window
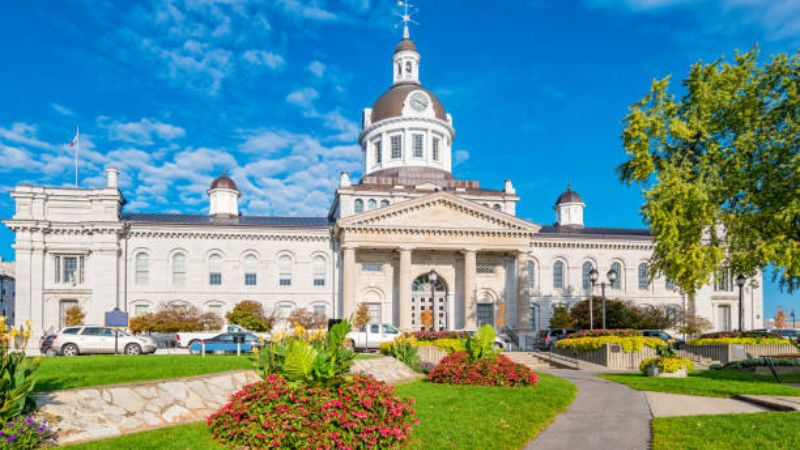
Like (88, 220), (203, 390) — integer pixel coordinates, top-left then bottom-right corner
(432, 137), (440, 161)
(476, 265), (495, 274)
(390, 135), (402, 159)
(54, 256), (61, 283)
(477, 304), (494, 327)
(134, 304), (149, 317)
(412, 133), (424, 157)
(64, 257), (78, 283)
(210, 273), (222, 285)
(313, 278), (325, 286)
(279, 278), (292, 286)
(529, 306), (537, 330)
(245, 273), (257, 286)
(366, 303), (382, 324)
(313, 305), (326, 317)
(374, 140), (382, 164)
(55, 255), (85, 284)
(362, 263), (383, 272)
(665, 278), (676, 291)
(714, 269), (732, 292)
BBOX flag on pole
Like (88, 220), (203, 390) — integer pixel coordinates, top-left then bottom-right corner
(69, 127), (79, 147)
(70, 126), (80, 187)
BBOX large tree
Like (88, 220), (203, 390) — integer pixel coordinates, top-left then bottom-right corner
(618, 48), (800, 297)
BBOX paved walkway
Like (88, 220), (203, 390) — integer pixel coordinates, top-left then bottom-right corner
(645, 392), (768, 417)
(526, 369), (651, 450)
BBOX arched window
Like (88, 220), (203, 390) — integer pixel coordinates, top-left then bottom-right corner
(493, 204), (501, 211)
(278, 255), (293, 286)
(354, 199), (364, 213)
(172, 253), (187, 286)
(582, 261), (594, 290)
(367, 199), (377, 210)
(209, 254), (222, 285)
(527, 261), (535, 289)
(405, 61), (412, 74)
(244, 254), (257, 286)
(135, 252), (149, 285)
(380, 199), (390, 208)
(553, 261), (565, 289)
(313, 256), (326, 286)
(638, 263), (648, 290)
(397, 62), (402, 76)
(610, 262), (622, 289)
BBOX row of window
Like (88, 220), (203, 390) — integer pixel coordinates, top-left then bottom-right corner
(134, 252), (327, 288)
(372, 134), (442, 165)
(354, 198), (391, 213)
(129, 301), (329, 320)
(527, 261), (673, 292)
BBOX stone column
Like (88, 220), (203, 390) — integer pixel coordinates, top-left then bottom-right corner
(463, 249), (477, 329)
(341, 246), (356, 319)
(398, 248), (413, 330)
(516, 251), (530, 330)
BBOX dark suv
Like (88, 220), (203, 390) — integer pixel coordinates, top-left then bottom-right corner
(533, 328), (577, 350)
(641, 329), (686, 347)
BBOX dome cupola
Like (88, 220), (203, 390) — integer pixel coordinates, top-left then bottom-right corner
(208, 170), (240, 217)
(554, 184), (585, 228)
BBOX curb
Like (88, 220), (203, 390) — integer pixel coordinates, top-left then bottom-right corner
(734, 395), (798, 412)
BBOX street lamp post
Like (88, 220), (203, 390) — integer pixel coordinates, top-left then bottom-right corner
(589, 268), (618, 330)
(428, 269), (440, 331)
(735, 275), (746, 331)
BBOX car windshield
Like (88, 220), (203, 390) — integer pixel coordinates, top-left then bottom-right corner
(382, 325), (399, 334)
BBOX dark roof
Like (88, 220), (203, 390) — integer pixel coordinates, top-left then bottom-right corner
(371, 83), (447, 122)
(537, 225), (652, 240)
(395, 38), (417, 54)
(210, 174), (238, 191)
(555, 186), (583, 205)
(123, 213), (330, 229)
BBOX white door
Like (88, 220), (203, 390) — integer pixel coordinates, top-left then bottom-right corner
(717, 305), (732, 332)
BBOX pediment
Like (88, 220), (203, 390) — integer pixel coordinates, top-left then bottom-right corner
(338, 192), (540, 233)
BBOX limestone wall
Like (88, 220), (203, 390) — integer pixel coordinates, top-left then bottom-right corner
(34, 369), (260, 445)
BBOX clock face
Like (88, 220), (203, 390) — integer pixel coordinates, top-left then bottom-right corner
(409, 92), (429, 112)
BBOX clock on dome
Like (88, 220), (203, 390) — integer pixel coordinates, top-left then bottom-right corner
(408, 91), (429, 112)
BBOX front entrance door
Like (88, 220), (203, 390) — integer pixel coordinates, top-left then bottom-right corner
(411, 273), (448, 331)
(717, 305), (732, 331)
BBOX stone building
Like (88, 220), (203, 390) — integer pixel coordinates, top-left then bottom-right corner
(2, 31), (763, 343)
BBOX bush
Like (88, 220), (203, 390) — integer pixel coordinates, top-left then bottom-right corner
(225, 301), (275, 332)
(387, 339), (421, 371)
(380, 336), (466, 356)
(208, 374), (416, 450)
(129, 303), (223, 333)
(640, 357), (694, 374)
(564, 329), (641, 338)
(688, 331), (788, 346)
(409, 330), (469, 341)
(428, 352), (539, 387)
(0, 415), (54, 449)
(555, 335), (666, 353)
(287, 308), (327, 330)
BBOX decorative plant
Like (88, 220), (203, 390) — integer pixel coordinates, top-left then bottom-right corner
(352, 303), (370, 332)
(64, 305), (85, 327)
(465, 324), (498, 360)
(428, 352), (539, 387)
(688, 331), (788, 346)
(287, 308), (327, 330)
(129, 303), (223, 333)
(387, 338), (421, 371)
(0, 320), (39, 422)
(225, 300), (275, 332)
(420, 309), (434, 330)
(640, 357), (694, 375)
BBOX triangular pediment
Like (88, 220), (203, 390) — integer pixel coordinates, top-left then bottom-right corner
(338, 192), (540, 233)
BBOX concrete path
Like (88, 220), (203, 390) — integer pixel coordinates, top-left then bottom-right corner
(645, 392), (768, 417)
(736, 394), (800, 411)
(526, 369), (652, 450)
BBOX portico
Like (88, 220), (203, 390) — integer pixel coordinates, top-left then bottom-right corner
(335, 192), (539, 332)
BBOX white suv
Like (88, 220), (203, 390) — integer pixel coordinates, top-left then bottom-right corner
(52, 326), (158, 356)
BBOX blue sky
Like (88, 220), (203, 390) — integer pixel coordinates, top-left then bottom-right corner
(0, 0), (798, 318)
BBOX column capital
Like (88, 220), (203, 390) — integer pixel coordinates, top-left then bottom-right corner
(460, 248), (479, 255)
(397, 246), (414, 253)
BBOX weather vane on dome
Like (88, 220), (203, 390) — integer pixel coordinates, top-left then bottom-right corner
(396, 1), (418, 40)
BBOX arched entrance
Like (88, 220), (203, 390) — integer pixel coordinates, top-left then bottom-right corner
(411, 272), (448, 331)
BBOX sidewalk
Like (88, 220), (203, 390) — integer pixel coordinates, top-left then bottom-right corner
(645, 392), (768, 417)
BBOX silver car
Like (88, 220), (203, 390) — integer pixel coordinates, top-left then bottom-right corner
(52, 326), (158, 356)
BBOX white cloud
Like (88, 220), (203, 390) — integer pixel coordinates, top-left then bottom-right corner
(308, 60), (326, 77)
(243, 50), (286, 70)
(98, 117), (186, 145)
(454, 150), (470, 165)
(286, 87), (320, 109)
(51, 103), (76, 116)
(0, 123), (54, 150)
(275, 0), (338, 21)
(0, 144), (42, 171)
(285, 87), (359, 141)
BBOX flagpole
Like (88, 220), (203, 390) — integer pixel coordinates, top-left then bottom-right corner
(75, 125), (79, 188)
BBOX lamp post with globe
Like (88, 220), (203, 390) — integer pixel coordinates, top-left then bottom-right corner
(589, 268), (618, 330)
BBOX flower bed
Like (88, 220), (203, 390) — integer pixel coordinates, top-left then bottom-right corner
(555, 335), (666, 353)
(640, 357), (694, 375)
(207, 374), (417, 449)
(688, 331), (788, 346)
(0, 415), (53, 449)
(379, 336), (465, 355)
(409, 330), (469, 341)
(427, 352), (539, 387)
(563, 329), (641, 338)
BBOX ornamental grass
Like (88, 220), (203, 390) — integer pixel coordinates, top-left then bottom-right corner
(207, 374), (417, 450)
(639, 357), (694, 374)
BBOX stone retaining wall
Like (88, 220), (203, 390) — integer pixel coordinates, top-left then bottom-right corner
(35, 370), (261, 445)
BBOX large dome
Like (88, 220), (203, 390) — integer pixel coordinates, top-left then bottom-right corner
(371, 83), (448, 123)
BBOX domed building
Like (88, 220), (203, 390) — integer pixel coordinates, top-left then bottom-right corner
(3, 28), (762, 347)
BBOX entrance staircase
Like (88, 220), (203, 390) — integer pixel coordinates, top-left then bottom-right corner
(504, 351), (556, 370)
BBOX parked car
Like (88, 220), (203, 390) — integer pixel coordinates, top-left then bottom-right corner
(39, 334), (56, 356)
(753, 328), (800, 343)
(345, 323), (401, 351)
(188, 332), (261, 355)
(533, 328), (577, 350)
(176, 324), (269, 349)
(463, 329), (509, 351)
(641, 329), (686, 347)
(51, 326), (158, 356)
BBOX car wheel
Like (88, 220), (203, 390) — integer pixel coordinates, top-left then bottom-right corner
(124, 343), (142, 355)
(189, 346), (202, 355)
(188, 340), (201, 349)
(61, 344), (79, 357)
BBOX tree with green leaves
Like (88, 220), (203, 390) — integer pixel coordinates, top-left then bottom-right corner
(618, 48), (800, 302)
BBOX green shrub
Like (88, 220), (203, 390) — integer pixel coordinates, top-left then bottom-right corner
(555, 335), (666, 353)
(225, 300), (275, 332)
(688, 331), (788, 346)
(465, 325), (498, 360)
(389, 340), (421, 371)
(640, 357), (694, 374)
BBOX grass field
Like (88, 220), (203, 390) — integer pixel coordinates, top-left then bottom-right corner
(61, 373), (576, 450)
(600, 369), (800, 398)
(652, 411), (800, 450)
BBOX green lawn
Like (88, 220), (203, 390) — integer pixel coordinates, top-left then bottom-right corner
(652, 411), (800, 450)
(32, 355), (254, 392)
(61, 373), (576, 450)
(600, 370), (800, 398)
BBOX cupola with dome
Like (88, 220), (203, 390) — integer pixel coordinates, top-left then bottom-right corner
(359, 24), (455, 180)
(208, 170), (240, 217)
(554, 185), (585, 228)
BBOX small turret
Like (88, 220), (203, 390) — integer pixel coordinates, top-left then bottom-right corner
(208, 170), (240, 217)
(554, 184), (584, 228)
